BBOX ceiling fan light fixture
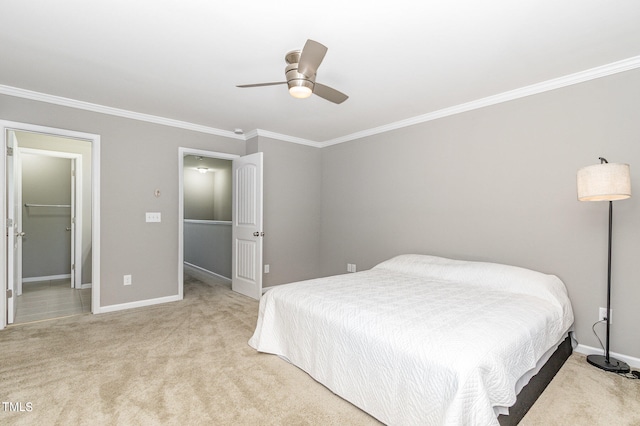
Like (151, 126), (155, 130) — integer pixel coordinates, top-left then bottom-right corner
(289, 86), (312, 99)
(288, 79), (314, 99)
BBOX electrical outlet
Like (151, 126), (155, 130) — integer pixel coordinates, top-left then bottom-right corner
(264, 264), (270, 274)
(124, 274), (132, 286)
(347, 263), (357, 273)
(599, 307), (612, 323)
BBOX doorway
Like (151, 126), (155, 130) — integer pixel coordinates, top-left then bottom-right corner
(16, 148), (86, 323)
(182, 154), (233, 284)
(1, 121), (100, 329)
(178, 148), (264, 300)
(179, 148), (238, 298)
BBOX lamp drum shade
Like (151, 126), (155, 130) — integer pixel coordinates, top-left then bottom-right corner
(577, 163), (631, 201)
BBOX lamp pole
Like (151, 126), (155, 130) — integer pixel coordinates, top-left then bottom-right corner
(585, 187), (630, 372)
(605, 200), (612, 364)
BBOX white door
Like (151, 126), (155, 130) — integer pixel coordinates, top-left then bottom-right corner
(231, 152), (263, 300)
(6, 131), (23, 324)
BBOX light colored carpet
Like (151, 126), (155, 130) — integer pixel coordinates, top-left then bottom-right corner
(1, 275), (377, 426)
(520, 352), (640, 425)
(1, 275), (638, 425)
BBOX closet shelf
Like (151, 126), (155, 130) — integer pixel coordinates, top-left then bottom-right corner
(24, 203), (71, 208)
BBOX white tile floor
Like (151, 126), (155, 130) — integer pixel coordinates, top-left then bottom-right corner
(14, 279), (91, 324)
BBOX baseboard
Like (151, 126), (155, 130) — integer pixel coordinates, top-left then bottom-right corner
(95, 294), (182, 314)
(575, 344), (640, 369)
(23, 274), (72, 283)
(183, 262), (231, 284)
(23, 275), (91, 290)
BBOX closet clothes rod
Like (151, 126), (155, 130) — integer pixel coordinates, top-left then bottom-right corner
(24, 203), (71, 208)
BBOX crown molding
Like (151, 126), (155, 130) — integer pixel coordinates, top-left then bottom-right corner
(320, 55), (640, 147)
(2, 55), (639, 149)
(254, 129), (323, 148)
(243, 129), (259, 140)
(0, 84), (244, 140)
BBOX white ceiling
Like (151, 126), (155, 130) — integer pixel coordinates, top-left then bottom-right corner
(2, 1), (640, 145)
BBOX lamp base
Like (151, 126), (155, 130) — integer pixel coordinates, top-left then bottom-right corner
(587, 354), (630, 373)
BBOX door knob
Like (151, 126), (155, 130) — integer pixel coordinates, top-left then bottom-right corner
(66, 227), (72, 231)
(16, 231), (25, 237)
(253, 232), (259, 236)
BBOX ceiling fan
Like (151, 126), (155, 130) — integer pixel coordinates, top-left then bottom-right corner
(236, 39), (349, 104)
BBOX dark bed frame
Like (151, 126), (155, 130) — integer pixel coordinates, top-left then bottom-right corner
(498, 335), (573, 425)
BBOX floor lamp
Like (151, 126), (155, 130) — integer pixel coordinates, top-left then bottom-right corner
(577, 157), (631, 373)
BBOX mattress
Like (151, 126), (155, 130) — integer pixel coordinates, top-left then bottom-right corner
(249, 254), (574, 425)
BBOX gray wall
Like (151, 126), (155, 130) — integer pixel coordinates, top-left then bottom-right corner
(320, 68), (640, 359)
(1, 94), (246, 306)
(21, 154), (71, 278)
(184, 168), (216, 220)
(183, 156), (232, 221)
(248, 136), (322, 287)
(183, 221), (231, 278)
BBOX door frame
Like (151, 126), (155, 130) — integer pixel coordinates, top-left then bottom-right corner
(1, 120), (100, 330)
(178, 147), (239, 299)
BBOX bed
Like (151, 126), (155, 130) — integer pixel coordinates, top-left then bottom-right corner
(249, 254), (574, 425)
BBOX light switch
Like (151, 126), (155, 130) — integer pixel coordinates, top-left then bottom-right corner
(146, 212), (161, 222)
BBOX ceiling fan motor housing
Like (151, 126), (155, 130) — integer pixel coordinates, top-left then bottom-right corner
(285, 50), (315, 92)
(286, 64), (315, 92)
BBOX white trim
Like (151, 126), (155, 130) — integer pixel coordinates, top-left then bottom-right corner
(184, 219), (231, 225)
(243, 129), (259, 140)
(0, 85), (244, 141)
(22, 274), (72, 283)
(80, 283), (92, 289)
(178, 147), (239, 302)
(180, 147), (240, 161)
(574, 344), (640, 369)
(184, 262), (232, 283)
(254, 129), (324, 148)
(0, 120), (100, 331)
(2, 56), (640, 148)
(321, 55), (640, 147)
(95, 294), (182, 314)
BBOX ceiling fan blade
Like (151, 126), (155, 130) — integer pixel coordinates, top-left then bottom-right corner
(297, 39), (327, 78)
(236, 82), (286, 88)
(314, 83), (349, 104)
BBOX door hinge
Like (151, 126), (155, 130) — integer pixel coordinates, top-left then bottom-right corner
(6, 218), (13, 228)
(6, 146), (13, 156)
(6, 289), (13, 299)
(72, 264), (75, 270)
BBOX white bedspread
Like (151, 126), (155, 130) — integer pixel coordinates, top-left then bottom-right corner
(249, 254), (574, 425)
